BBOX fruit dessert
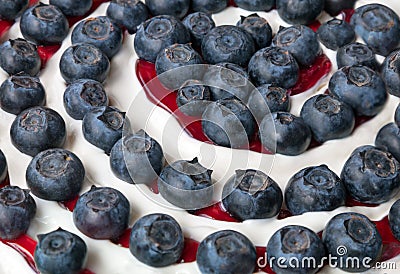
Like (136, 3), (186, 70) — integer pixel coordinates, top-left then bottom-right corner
(0, 0), (400, 273)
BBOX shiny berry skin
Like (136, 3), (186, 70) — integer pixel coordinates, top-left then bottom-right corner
(317, 19), (356, 51)
(0, 150), (7, 184)
(389, 199), (400, 241)
(0, 0), (28, 21)
(176, 80), (211, 116)
(0, 38), (41, 76)
(236, 13), (272, 49)
(324, 0), (357, 16)
(145, 0), (189, 19)
(192, 0), (228, 14)
(10, 106), (66, 157)
(73, 186), (130, 240)
(222, 169), (283, 220)
(381, 49), (400, 97)
(0, 74), (46, 115)
(234, 0), (274, 11)
(34, 228), (87, 274)
(129, 213), (184, 267)
(276, 0), (324, 25)
(0, 186), (36, 240)
(49, 0), (92, 17)
(20, 3), (69, 45)
(375, 123), (400, 163)
(26, 149), (85, 201)
(336, 42), (378, 70)
(106, 0), (149, 34)
(182, 12), (215, 48)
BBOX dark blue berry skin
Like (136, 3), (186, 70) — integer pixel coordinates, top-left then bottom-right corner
(375, 123), (400, 163)
(26, 149), (85, 201)
(202, 25), (255, 67)
(0, 150), (7, 184)
(10, 106), (66, 157)
(0, 75), (46, 115)
(317, 19), (356, 51)
(73, 186), (130, 240)
(351, 4), (400, 56)
(324, 0), (357, 16)
(197, 230), (256, 274)
(259, 112), (311, 156)
(35, 228), (87, 274)
(0, 185), (36, 240)
(134, 15), (190, 63)
(192, 0), (228, 14)
(176, 80), (211, 116)
(107, 0), (149, 34)
(145, 0), (189, 19)
(0, 38), (41, 76)
(110, 129), (163, 184)
(49, 0), (92, 17)
(396, 104), (400, 127)
(389, 199), (400, 241)
(63, 79), (108, 120)
(71, 16), (123, 59)
(182, 12), (215, 48)
(285, 165), (346, 216)
(248, 47), (299, 89)
(329, 65), (387, 117)
(222, 169), (283, 220)
(234, 0), (275, 11)
(381, 49), (400, 97)
(267, 225), (326, 274)
(20, 3), (69, 45)
(337, 42), (379, 70)
(82, 106), (127, 154)
(0, 0), (28, 21)
(202, 98), (255, 148)
(276, 0), (324, 25)
(300, 94), (355, 143)
(157, 158), (213, 209)
(341, 145), (400, 204)
(236, 14), (272, 50)
(322, 212), (382, 272)
(59, 43), (110, 84)
(129, 213), (184, 267)
(272, 25), (320, 67)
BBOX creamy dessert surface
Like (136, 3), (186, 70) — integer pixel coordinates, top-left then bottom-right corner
(0, 0), (399, 273)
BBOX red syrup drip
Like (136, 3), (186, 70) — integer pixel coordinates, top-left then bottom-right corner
(277, 209), (293, 220)
(59, 195), (79, 211)
(256, 246), (274, 273)
(308, 20), (321, 32)
(67, 0), (109, 27)
(37, 44), (61, 67)
(341, 9), (355, 23)
(0, 0), (39, 37)
(0, 174), (10, 188)
(112, 228), (131, 248)
(375, 216), (400, 262)
(189, 201), (240, 223)
(228, 0), (237, 7)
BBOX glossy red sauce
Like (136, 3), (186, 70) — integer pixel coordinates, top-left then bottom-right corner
(342, 9), (355, 23)
(59, 195), (79, 212)
(189, 201), (240, 222)
(0, 174), (10, 188)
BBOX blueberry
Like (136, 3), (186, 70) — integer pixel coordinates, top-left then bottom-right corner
(324, 0), (357, 16)
(129, 213), (184, 267)
(110, 129), (163, 184)
(259, 112), (311, 156)
(192, 0), (228, 14)
(73, 186), (130, 239)
(329, 65), (387, 117)
(236, 14), (272, 50)
(106, 0), (149, 34)
(267, 225), (326, 274)
(145, 0), (189, 19)
(202, 98), (255, 148)
(272, 25), (320, 67)
(0, 74), (46, 115)
(300, 94), (355, 143)
(134, 15), (190, 63)
(197, 230), (256, 274)
(182, 12), (215, 48)
(389, 199), (400, 241)
(222, 169), (283, 220)
(10, 106), (66, 157)
(285, 165), (346, 215)
(82, 106), (128, 154)
(341, 145), (400, 204)
(63, 79), (108, 120)
(0, 38), (41, 76)
(201, 25), (255, 67)
(248, 47), (299, 88)
(176, 80), (211, 116)
(276, 0), (324, 25)
(247, 84), (290, 123)
(317, 19), (356, 51)
(234, 0), (274, 11)
(49, 0), (92, 17)
(71, 16), (123, 59)
(322, 212), (382, 272)
(396, 104), (400, 127)
(157, 157), (213, 209)
(0, 0), (28, 21)
(59, 43), (110, 84)
(20, 3), (69, 45)
(375, 123), (400, 163)
(0, 185), (36, 240)
(34, 228), (87, 274)
(351, 4), (400, 56)
(336, 42), (379, 70)
(26, 149), (85, 201)
(0, 150), (7, 184)
(381, 49), (400, 97)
